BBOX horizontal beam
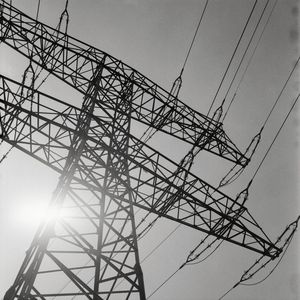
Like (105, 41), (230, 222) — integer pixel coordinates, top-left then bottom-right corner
(0, 74), (280, 258)
(0, 1), (248, 166)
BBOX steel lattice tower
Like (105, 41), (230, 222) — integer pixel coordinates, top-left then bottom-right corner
(0, 2), (281, 299)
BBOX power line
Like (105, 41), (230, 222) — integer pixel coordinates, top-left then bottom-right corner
(222, 0), (279, 122)
(141, 224), (181, 263)
(248, 55), (299, 180)
(35, 0), (41, 20)
(221, 0), (272, 121)
(138, 0), (209, 145)
(181, 0), (209, 74)
(207, 0), (258, 116)
(219, 53), (299, 188)
(145, 56), (300, 299)
(147, 267), (181, 299)
(219, 216), (299, 299)
(252, 91), (299, 180)
(261, 56), (300, 129)
(131, 0), (211, 257)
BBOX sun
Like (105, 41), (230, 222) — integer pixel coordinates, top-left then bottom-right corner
(15, 200), (64, 228)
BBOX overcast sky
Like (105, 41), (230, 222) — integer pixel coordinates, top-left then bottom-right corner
(0, 0), (299, 299)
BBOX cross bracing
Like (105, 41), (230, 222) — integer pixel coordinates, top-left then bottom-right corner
(0, 1), (291, 300)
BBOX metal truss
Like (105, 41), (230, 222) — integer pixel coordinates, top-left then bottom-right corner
(0, 1), (281, 299)
(0, 74), (280, 250)
(0, 0), (248, 166)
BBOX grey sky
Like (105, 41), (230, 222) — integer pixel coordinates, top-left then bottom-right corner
(0, 0), (299, 299)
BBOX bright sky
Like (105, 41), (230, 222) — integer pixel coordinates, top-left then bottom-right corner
(0, 0), (299, 299)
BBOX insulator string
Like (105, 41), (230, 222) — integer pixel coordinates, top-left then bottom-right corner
(35, 0), (41, 20)
(1, 0), (44, 162)
(139, 0), (209, 146)
(186, 240), (223, 265)
(207, 0), (258, 116)
(24, 0), (70, 91)
(0, 0), (41, 162)
(136, 0), (210, 245)
(241, 238), (292, 286)
(219, 216), (299, 299)
(220, 53), (299, 188)
(147, 82), (299, 297)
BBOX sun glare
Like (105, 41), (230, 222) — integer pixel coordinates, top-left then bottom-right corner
(15, 201), (64, 227)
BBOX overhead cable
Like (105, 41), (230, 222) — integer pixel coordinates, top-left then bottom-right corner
(252, 91), (299, 180)
(221, 0), (272, 122)
(134, 0), (211, 246)
(207, 0), (258, 116)
(139, 0), (209, 145)
(181, 0), (209, 74)
(218, 215), (299, 299)
(35, 0), (41, 20)
(218, 53), (299, 188)
(222, 0), (279, 122)
(261, 56), (300, 129)
(146, 54), (300, 300)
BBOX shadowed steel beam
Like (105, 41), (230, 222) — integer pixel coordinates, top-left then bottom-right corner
(0, 74), (280, 260)
(0, 0), (248, 166)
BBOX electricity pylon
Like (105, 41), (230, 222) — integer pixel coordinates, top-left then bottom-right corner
(0, 2), (281, 299)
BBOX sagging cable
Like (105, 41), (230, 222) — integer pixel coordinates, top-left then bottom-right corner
(218, 215), (300, 299)
(185, 234), (223, 266)
(186, 182), (252, 267)
(218, 128), (262, 188)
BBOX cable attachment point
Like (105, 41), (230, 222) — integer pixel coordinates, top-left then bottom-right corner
(169, 72), (183, 100)
(245, 126), (263, 162)
(219, 215), (300, 299)
(212, 98), (225, 123)
(58, 0), (70, 34)
(218, 127), (263, 189)
(234, 179), (252, 207)
(21, 61), (36, 90)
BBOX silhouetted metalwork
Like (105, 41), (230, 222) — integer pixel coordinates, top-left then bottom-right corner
(0, 2), (281, 299)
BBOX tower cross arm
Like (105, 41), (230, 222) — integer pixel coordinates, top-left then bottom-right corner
(0, 1), (248, 166)
(0, 75), (280, 259)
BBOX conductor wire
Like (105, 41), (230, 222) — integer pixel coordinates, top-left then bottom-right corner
(181, 0), (209, 74)
(222, 0), (279, 122)
(252, 91), (299, 180)
(249, 55), (299, 181)
(221, 0), (272, 121)
(207, 0), (258, 116)
(262, 56), (300, 129)
(35, 0), (41, 20)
